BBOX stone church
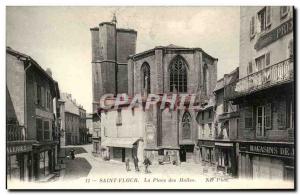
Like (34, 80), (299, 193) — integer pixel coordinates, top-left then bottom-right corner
(91, 16), (218, 164)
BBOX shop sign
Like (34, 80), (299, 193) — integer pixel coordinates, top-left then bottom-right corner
(239, 142), (294, 158)
(7, 144), (32, 155)
(255, 19), (293, 50)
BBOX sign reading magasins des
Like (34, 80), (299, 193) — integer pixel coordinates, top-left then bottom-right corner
(239, 142), (294, 158)
(254, 18), (293, 50)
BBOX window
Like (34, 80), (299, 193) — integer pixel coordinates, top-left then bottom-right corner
(280, 6), (289, 19)
(116, 109), (122, 126)
(258, 8), (267, 32)
(41, 86), (45, 107)
(44, 121), (50, 140)
(247, 61), (253, 74)
(201, 124), (205, 136)
(257, 7), (271, 33)
(255, 55), (266, 71)
(286, 99), (294, 129)
(182, 112), (191, 139)
(289, 39), (294, 61)
(250, 16), (255, 38)
(208, 123), (212, 136)
(36, 118), (43, 141)
(141, 63), (151, 94)
(46, 90), (51, 110)
(169, 56), (187, 93)
(245, 107), (253, 129)
(203, 64), (208, 95)
(256, 104), (272, 137)
(37, 85), (42, 106)
(208, 109), (212, 119)
(223, 101), (229, 113)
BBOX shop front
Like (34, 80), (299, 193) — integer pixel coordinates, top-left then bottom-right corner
(238, 141), (294, 181)
(215, 142), (237, 176)
(101, 137), (143, 163)
(7, 141), (36, 182)
(32, 141), (58, 181)
(197, 140), (215, 165)
(179, 144), (195, 163)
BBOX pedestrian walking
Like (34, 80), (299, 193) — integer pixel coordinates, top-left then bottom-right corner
(70, 149), (75, 160)
(125, 158), (131, 171)
(133, 156), (140, 172)
(143, 156), (152, 173)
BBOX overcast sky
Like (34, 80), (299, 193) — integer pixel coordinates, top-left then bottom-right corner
(6, 6), (240, 113)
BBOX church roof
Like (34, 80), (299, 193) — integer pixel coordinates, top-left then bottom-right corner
(129, 44), (217, 61)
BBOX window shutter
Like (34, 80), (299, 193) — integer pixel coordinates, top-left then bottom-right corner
(245, 106), (253, 129)
(34, 82), (38, 104)
(265, 103), (272, 129)
(41, 86), (45, 107)
(278, 101), (286, 129)
(248, 61), (253, 74)
(266, 52), (270, 66)
(266, 6), (272, 27)
(289, 39), (294, 60)
(250, 16), (255, 38)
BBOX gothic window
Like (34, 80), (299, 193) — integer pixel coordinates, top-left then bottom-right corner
(169, 56), (188, 93)
(182, 112), (192, 139)
(141, 62), (150, 94)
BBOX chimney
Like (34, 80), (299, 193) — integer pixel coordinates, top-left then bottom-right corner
(46, 68), (52, 77)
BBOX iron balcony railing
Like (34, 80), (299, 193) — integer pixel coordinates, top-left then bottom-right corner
(225, 58), (293, 100)
(7, 124), (26, 141)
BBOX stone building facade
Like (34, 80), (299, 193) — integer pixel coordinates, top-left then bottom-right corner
(197, 98), (216, 166)
(90, 21), (137, 112)
(128, 45), (218, 163)
(213, 68), (239, 177)
(90, 17), (218, 164)
(224, 6), (294, 181)
(90, 19), (137, 151)
(60, 93), (87, 146)
(6, 47), (60, 182)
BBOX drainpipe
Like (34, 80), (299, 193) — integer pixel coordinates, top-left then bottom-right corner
(24, 59), (32, 140)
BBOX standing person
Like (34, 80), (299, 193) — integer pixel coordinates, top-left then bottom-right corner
(143, 156), (152, 173)
(133, 156), (140, 172)
(125, 158), (131, 171)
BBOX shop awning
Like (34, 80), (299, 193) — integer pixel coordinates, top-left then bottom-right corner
(215, 142), (233, 147)
(101, 137), (141, 148)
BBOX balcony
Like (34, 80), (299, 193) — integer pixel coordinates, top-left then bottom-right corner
(7, 124), (26, 141)
(225, 58), (293, 100)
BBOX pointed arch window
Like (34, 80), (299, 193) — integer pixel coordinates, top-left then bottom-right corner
(182, 112), (192, 139)
(141, 62), (150, 94)
(169, 56), (187, 93)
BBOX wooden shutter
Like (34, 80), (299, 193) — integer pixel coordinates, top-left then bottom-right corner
(248, 61), (253, 74)
(265, 52), (270, 66)
(34, 82), (38, 104)
(41, 86), (45, 107)
(278, 101), (286, 129)
(250, 16), (255, 38)
(265, 103), (272, 129)
(245, 106), (253, 129)
(289, 39), (293, 60)
(266, 6), (272, 27)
